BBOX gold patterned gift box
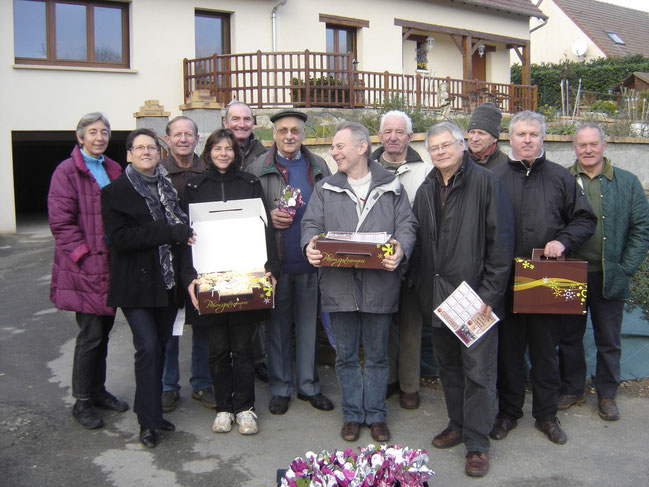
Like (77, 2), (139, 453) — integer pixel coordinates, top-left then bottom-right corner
(314, 232), (395, 270)
(512, 249), (587, 315)
(189, 199), (274, 314)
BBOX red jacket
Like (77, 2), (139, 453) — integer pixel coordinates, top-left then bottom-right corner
(48, 145), (122, 315)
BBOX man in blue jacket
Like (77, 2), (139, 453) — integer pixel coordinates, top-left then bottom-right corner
(558, 122), (649, 421)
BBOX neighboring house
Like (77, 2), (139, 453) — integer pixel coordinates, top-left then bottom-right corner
(529, 0), (649, 64)
(2, 0), (544, 233)
(617, 72), (649, 93)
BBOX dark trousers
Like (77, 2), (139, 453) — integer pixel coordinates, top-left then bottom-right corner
(388, 285), (424, 393)
(72, 312), (116, 400)
(205, 318), (257, 414)
(432, 325), (498, 453)
(122, 306), (177, 429)
(559, 271), (624, 399)
(496, 313), (563, 422)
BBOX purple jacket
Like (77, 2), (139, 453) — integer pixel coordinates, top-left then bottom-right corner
(48, 145), (122, 315)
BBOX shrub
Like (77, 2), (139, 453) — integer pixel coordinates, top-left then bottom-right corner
(591, 99), (618, 116)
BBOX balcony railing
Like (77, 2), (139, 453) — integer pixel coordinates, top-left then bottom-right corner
(183, 50), (537, 113)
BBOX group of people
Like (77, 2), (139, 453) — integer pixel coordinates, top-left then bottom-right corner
(48, 100), (649, 478)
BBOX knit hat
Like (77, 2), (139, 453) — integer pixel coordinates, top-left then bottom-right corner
(468, 103), (502, 138)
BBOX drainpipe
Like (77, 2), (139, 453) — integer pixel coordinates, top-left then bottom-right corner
(272, 0), (288, 52)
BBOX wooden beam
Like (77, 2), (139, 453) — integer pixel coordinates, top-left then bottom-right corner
(394, 18), (529, 47)
(522, 45), (531, 85)
(463, 36), (473, 81)
(320, 13), (369, 28)
(403, 28), (415, 41)
(451, 34), (465, 55)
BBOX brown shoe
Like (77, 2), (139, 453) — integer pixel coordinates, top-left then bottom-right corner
(399, 391), (420, 409)
(341, 421), (361, 442)
(557, 393), (585, 410)
(465, 451), (489, 477)
(489, 417), (517, 440)
(535, 418), (567, 444)
(598, 398), (620, 421)
(432, 427), (462, 449)
(370, 422), (390, 442)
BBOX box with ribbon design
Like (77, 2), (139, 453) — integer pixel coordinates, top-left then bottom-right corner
(512, 249), (587, 315)
(314, 231), (394, 270)
(189, 199), (274, 314)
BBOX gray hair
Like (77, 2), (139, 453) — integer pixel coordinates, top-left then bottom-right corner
(335, 120), (371, 158)
(76, 112), (111, 139)
(425, 122), (466, 150)
(380, 110), (413, 134)
(574, 122), (606, 144)
(509, 110), (546, 136)
(224, 101), (253, 121)
(166, 116), (198, 136)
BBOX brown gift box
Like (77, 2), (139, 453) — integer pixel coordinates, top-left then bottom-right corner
(189, 199), (274, 315)
(512, 249), (587, 315)
(314, 234), (394, 269)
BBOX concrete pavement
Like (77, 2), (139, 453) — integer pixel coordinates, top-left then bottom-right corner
(1, 221), (648, 487)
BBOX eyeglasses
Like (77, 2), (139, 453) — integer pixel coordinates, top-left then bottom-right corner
(170, 132), (195, 140)
(130, 145), (158, 154)
(428, 141), (457, 154)
(276, 127), (303, 137)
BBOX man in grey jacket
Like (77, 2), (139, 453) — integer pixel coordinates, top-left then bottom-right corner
(371, 110), (433, 409)
(302, 121), (417, 443)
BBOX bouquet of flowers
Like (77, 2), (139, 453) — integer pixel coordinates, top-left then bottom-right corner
(276, 185), (303, 217)
(280, 444), (434, 487)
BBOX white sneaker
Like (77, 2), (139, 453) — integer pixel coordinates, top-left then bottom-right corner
(235, 409), (258, 435)
(212, 411), (234, 433)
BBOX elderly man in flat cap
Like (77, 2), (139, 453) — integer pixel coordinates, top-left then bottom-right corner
(466, 103), (508, 169)
(248, 109), (334, 416)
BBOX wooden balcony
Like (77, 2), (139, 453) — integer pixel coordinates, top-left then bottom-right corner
(183, 50), (537, 114)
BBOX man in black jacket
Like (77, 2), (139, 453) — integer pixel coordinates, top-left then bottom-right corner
(466, 102), (508, 170)
(411, 121), (514, 477)
(491, 111), (596, 445)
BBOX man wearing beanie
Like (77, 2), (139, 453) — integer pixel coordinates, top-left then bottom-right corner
(467, 103), (508, 169)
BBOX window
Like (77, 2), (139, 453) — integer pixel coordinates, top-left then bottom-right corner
(326, 25), (356, 72)
(195, 11), (230, 58)
(13, 0), (129, 68)
(605, 31), (625, 45)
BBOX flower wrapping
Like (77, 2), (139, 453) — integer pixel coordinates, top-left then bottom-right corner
(280, 444), (434, 487)
(276, 185), (304, 217)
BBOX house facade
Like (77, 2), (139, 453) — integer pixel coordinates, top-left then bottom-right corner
(529, 0), (649, 64)
(2, 0), (542, 233)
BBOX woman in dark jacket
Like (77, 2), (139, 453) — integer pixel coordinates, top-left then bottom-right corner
(101, 128), (194, 448)
(183, 129), (280, 435)
(48, 112), (127, 429)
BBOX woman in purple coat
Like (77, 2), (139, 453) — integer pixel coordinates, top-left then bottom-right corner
(48, 112), (128, 429)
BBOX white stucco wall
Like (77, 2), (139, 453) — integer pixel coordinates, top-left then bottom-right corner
(527, 0), (606, 65)
(1, 0), (531, 232)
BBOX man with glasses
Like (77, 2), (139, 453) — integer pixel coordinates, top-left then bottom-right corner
(159, 116), (215, 413)
(410, 121), (514, 477)
(248, 109), (334, 416)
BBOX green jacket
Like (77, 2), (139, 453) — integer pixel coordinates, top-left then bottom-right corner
(571, 158), (649, 299)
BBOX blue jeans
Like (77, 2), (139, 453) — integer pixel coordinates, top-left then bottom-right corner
(122, 306), (177, 429)
(162, 325), (212, 393)
(266, 272), (320, 397)
(330, 311), (391, 425)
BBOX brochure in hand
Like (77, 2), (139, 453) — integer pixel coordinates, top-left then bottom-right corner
(434, 281), (499, 347)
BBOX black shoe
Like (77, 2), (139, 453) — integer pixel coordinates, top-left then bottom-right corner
(91, 390), (129, 412)
(269, 395), (290, 415)
(489, 417), (517, 440)
(535, 418), (567, 444)
(297, 393), (334, 411)
(72, 400), (104, 429)
(255, 363), (269, 383)
(160, 419), (175, 431)
(139, 427), (157, 448)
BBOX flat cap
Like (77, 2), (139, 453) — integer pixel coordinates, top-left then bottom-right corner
(270, 109), (308, 123)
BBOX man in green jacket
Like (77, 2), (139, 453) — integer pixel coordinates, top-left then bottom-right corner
(558, 122), (649, 421)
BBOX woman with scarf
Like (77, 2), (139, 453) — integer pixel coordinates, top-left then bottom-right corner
(48, 112), (127, 430)
(101, 128), (194, 448)
(183, 128), (280, 435)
